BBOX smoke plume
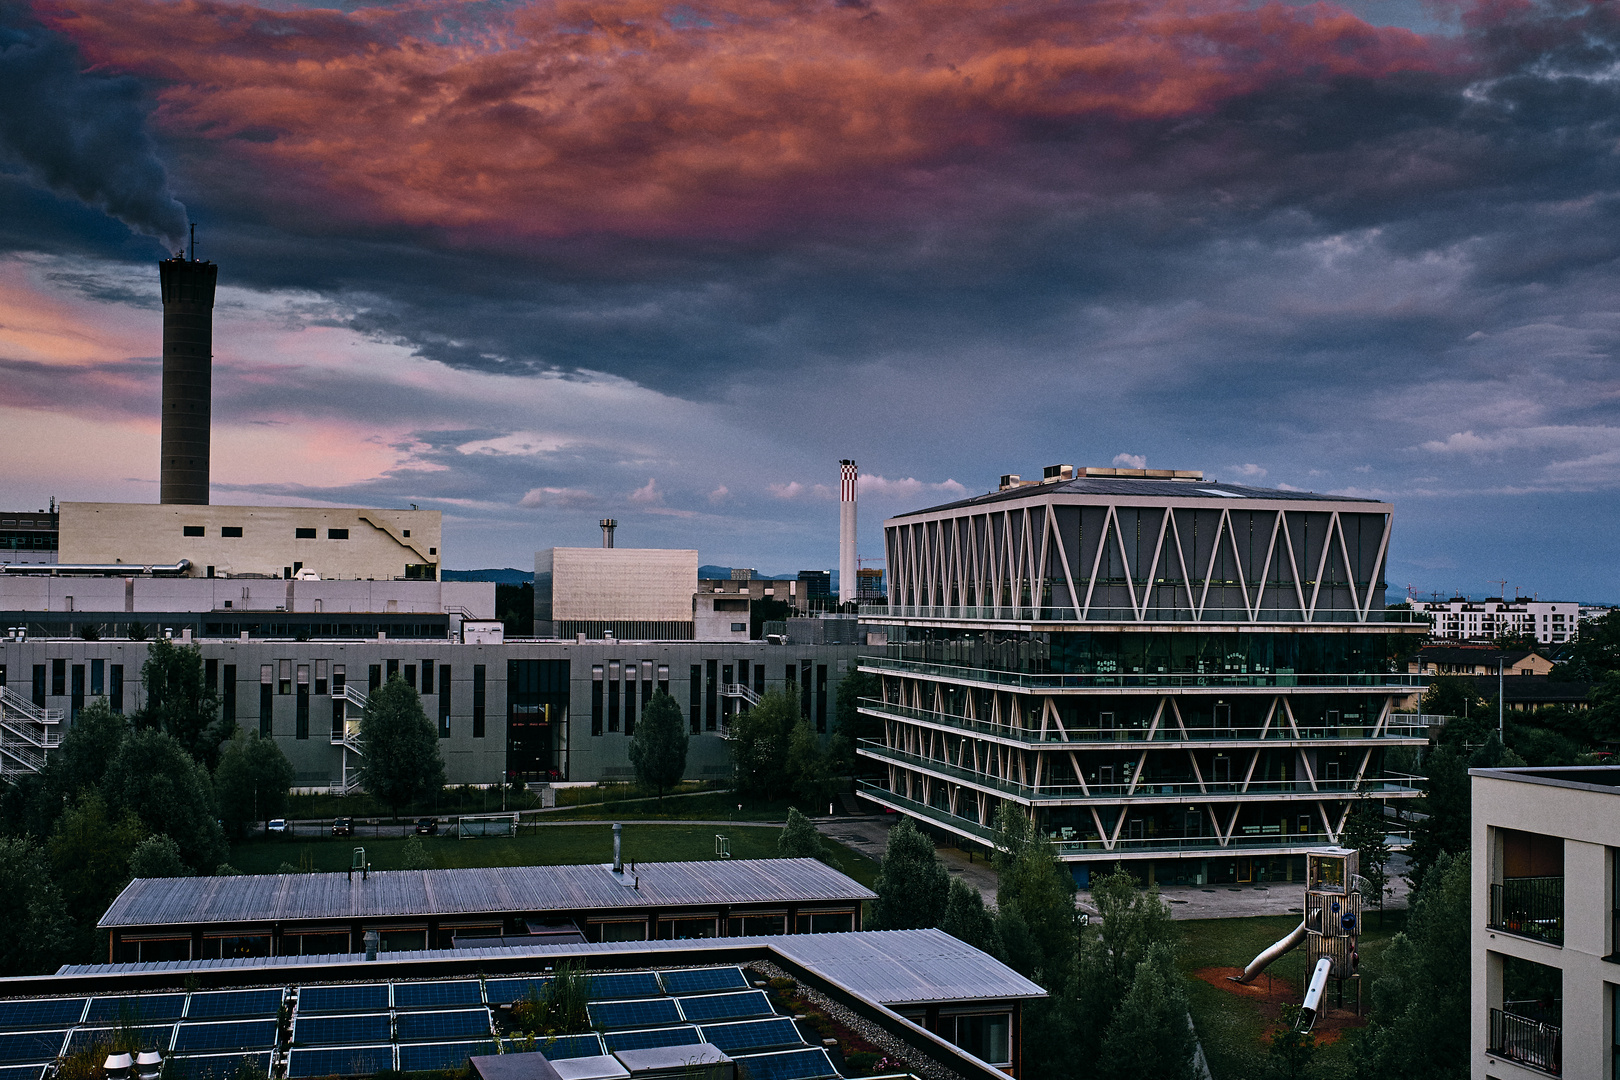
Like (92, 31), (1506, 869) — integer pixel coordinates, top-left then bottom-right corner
(0, 1), (186, 246)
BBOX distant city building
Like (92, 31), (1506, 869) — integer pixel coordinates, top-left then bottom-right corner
(1412, 597), (1579, 645)
(535, 547), (699, 640)
(1469, 765), (1620, 1078)
(796, 570), (832, 611)
(57, 502), (440, 581)
(0, 507), (57, 565)
(856, 567), (885, 601)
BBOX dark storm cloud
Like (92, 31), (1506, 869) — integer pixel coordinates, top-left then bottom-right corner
(0, 2), (187, 246)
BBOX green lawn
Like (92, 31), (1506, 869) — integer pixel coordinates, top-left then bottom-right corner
(1177, 908), (1407, 1080)
(281, 787), (803, 824)
(226, 823), (880, 887)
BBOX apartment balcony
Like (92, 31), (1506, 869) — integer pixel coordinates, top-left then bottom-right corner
(864, 604), (1424, 626)
(853, 780), (1389, 857)
(1489, 877), (1565, 946)
(1489, 1008), (1561, 1075)
(859, 741), (1423, 805)
(858, 699), (1429, 747)
(859, 656), (1426, 694)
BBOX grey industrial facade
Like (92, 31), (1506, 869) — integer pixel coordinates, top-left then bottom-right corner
(0, 638), (862, 788)
(856, 468), (1429, 886)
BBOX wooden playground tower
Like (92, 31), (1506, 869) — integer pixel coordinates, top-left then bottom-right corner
(1304, 848), (1363, 1014)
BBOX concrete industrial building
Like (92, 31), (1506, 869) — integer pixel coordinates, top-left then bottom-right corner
(854, 465), (1429, 885)
(0, 507), (57, 566)
(57, 503), (441, 581)
(536, 548), (701, 640)
(1469, 765), (1620, 1079)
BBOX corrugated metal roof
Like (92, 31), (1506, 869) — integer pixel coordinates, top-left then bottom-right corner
(897, 477), (1385, 519)
(56, 930), (1042, 1005)
(100, 860), (875, 929)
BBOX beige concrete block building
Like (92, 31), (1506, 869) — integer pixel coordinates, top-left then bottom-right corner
(58, 503), (441, 580)
(1470, 766), (1620, 1078)
(536, 547), (698, 639)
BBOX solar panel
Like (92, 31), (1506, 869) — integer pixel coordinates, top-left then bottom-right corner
(184, 990), (283, 1020)
(604, 1026), (702, 1053)
(85, 996), (187, 1024)
(395, 1010), (490, 1042)
(0, 1001), (84, 1030)
(397, 1042), (497, 1072)
(164, 1053), (274, 1080)
(392, 981), (483, 1010)
(0, 1065), (46, 1080)
(64, 1026), (177, 1055)
(532, 1034), (605, 1060)
(293, 1013), (392, 1047)
(659, 969), (749, 996)
(0, 1033), (65, 1066)
(697, 1019), (803, 1054)
(586, 998), (682, 1030)
(485, 979), (548, 1005)
(676, 992), (773, 1024)
(585, 973), (663, 1000)
(297, 986), (389, 1015)
(731, 1048), (840, 1080)
(173, 1020), (279, 1053)
(285, 1045), (393, 1078)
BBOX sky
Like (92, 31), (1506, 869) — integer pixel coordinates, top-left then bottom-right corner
(0, 0), (1617, 601)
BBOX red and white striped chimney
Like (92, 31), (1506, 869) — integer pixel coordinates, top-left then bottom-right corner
(839, 459), (857, 606)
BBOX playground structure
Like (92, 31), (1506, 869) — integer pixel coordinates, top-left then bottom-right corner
(1231, 848), (1363, 1030)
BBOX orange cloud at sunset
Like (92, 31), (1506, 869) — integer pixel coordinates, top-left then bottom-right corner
(36, 0), (1448, 241)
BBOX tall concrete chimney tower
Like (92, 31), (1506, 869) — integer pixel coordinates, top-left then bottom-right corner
(158, 240), (217, 505)
(838, 460), (857, 606)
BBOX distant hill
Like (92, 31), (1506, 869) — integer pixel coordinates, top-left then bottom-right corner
(442, 568), (533, 584)
(700, 565), (804, 581)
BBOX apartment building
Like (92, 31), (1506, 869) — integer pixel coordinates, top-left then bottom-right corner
(856, 466), (1428, 887)
(1470, 766), (1620, 1078)
(1414, 599), (1580, 646)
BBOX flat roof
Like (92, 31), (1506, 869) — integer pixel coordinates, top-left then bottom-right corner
(100, 860), (875, 930)
(1469, 766), (1620, 795)
(896, 476), (1385, 519)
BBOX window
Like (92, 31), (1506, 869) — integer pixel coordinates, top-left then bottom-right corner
(421, 660), (434, 695)
(70, 665), (84, 719)
(296, 665), (310, 740)
(110, 664), (123, 713)
(183, 525), (204, 537)
(731, 623), (746, 632)
(222, 665), (236, 725)
(689, 665), (701, 734)
(314, 659), (328, 696)
(706, 659), (718, 730)
(403, 529), (410, 538)
(592, 666), (604, 736)
(51, 658), (65, 697)
(260, 665), (273, 737)
(951, 1013), (1012, 1066)
(327, 529), (349, 540)
(593, 920), (647, 942)
(404, 664), (417, 690)
(387, 659), (400, 680)
(221, 526), (243, 538)
(727, 914), (786, 936)
(32, 665), (46, 708)
(624, 674), (636, 737)
(656, 916), (718, 940)
(369, 664), (382, 691)
(658, 664), (669, 697)
(794, 910), (855, 934)
(438, 665), (451, 738)
(295, 528), (317, 539)
(472, 664), (486, 738)
(278, 659), (292, 694)
(91, 659), (105, 697)
(204, 658), (217, 693)
(816, 664), (828, 732)
(607, 661), (620, 734)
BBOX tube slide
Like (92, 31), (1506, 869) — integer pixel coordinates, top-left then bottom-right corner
(1298, 957), (1334, 1032)
(1228, 920), (1307, 984)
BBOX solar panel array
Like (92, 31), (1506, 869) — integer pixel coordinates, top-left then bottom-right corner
(0, 966), (841, 1080)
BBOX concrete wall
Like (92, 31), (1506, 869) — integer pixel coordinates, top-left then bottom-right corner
(1470, 770), (1619, 1080)
(59, 503), (441, 580)
(537, 548), (698, 623)
(0, 577), (492, 618)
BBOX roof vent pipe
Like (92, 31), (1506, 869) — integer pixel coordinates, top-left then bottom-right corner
(600, 519), (618, 548)
(613, 822), (623, 873)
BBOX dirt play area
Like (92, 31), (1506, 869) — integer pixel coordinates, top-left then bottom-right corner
(1193, 966), (1369, 1046)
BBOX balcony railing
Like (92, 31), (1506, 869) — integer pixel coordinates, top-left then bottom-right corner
(1489, 1008), (1561, 1075)
(853, 781), (1411, 855)
(1489, 877), (1565, 945)
(859, 656), (1425, 692)
(859, 699), (1428, 744)
(862, 604), (1423, 624)
(859, 740), (1424, 802)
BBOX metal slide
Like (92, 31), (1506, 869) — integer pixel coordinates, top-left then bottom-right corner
(1229, 920), (1308, 984)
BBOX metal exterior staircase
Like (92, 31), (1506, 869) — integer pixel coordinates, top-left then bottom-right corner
(720, 683), (761, 707)
(0, 686), (63, 777)
(329, 684), (368, 794)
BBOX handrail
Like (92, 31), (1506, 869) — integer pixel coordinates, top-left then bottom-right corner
(719, 683), (761, 707)
(0, 686), (65, 727)
(860, 604), (1424, 625)
(1489, 1008), (1561, 1075)
(858, 699), (1427, 743)
(859, 656), (1426, 691)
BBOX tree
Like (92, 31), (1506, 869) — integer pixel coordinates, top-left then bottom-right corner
(400, 835), (436, 870)
(941, 877), (1000, 956)
(495, 582), (534, 636)
(1266, 1004), (1321, 1080)
(213, 731), (295, 837)
(1588, 670), (1620, 745)
(778, 807), (830, 862)
(628, 691), (688, 803)
(728, 690), (795, 800)
(46, 793), (144, 935)
(359, 674), (446, 816)
(1341, 794), (1392, 922)
(786, 716), (836, 808)
(1083, 863), (1174, 1004)
(101, 728), (227, 872)
(0, 838), (71, 975)
(127, 834), (191, 878)
(1097, 941), (1196, 1080)
(1551, 608), (1620, 678)
(1406, 744), (1469, 883)
(138, 639), (230, 763)
(1352, 852), (1470, 1080)
(996, 825), (1079, 986)
(869, 816), (949, 930)
(1421, 676), (1486, 721)
(51, 700), (128, 799)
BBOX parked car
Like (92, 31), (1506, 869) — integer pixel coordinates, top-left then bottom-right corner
(267, 818), (288, 834)
(332, 817), (353, 836)
(415, 818), (438, 836)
